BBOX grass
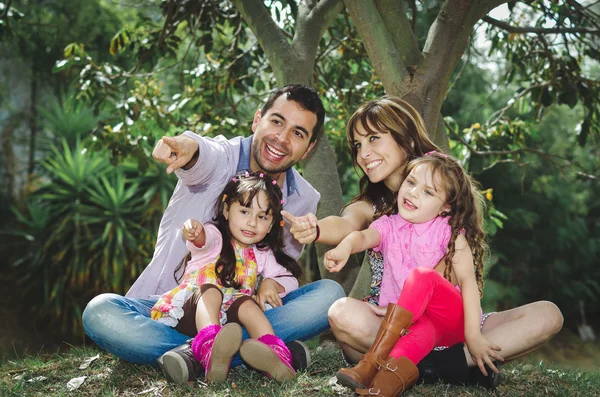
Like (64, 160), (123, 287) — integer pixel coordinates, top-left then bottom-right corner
(1, 342), (599, 397)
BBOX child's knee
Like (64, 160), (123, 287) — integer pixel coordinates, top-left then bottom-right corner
(199, 283), (223, 297)
(408, 267), (438, 282)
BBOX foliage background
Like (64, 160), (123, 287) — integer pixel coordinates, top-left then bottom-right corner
(0, 0), (598, 356)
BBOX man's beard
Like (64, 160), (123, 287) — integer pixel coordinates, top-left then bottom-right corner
(252, 140), (295, 174)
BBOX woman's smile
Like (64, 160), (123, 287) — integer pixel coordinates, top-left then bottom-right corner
(365, 160), (383, 171)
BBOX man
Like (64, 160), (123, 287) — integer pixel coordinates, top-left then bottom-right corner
(82, 85), (345, 383)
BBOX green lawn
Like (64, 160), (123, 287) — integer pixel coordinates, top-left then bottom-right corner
(1, 342), (599, 397)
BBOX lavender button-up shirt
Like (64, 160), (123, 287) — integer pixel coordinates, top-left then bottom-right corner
(126, 132), (320, 299)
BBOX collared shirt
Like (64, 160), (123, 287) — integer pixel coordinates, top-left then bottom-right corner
(369, 215), (452, 306)
(126, 132), (320, 299)
(236, 136), (299, 198)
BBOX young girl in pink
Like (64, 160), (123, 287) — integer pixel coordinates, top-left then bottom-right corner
(324, 152), (503, 396)
(152, 172), (301, 384)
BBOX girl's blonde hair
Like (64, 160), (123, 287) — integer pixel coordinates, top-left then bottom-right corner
(404, 153), (488, 297)
(346, 96), (440, 217)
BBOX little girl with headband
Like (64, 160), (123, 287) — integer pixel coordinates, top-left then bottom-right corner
(324, 152), (503, 396)
(152, 171), (301, 383)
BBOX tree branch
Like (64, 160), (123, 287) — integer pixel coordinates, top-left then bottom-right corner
(306, 0), (344, 38)
(565, 0), (600, 30)
(232, 0), (295, 84)
(445, 120), (600, 181)
(374, 0), (422, 67)
(344, 0), (411, 96)
(486, 82), (551, 126)
(293, 0), (344, 72)
(423, 0), (478, 83)
(444, 35), (472, 100)
(0, 0), (13, 19)
(418, 0), (479, 140)
(483, 15), (600, 35)
(473, 0), (510, 22)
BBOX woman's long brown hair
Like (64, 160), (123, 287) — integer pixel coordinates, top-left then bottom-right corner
(346, 96), (440, 218)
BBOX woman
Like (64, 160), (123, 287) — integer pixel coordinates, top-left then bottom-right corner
(285, 96), (563, 389)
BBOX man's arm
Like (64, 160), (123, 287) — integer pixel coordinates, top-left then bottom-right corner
(152, 135), (199, 174)
(154, 132), (236, 187)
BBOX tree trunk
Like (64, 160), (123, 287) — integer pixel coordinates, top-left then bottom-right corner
(1, 115), (18, 200)
(28, 59), (38, 179)
(233, 0), (360, 293)
(303, 127), (360, 290)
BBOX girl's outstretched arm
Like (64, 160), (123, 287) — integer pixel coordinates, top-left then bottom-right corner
(282, 200), (374, 245)
(452, 234), (503, 375)
(182, 218), (206, 248)
(324, 228), (381, 273)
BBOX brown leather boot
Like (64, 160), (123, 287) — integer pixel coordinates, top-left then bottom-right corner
(336, 304), (413, 389)
(356, 356), (419, 397)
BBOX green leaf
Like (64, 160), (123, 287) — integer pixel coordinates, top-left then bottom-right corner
(110, 28), (130, 55)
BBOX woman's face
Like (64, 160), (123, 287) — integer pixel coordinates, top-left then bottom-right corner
(352, 122), (408, 192)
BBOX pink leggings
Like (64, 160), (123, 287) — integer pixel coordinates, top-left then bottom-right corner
(389, 267), (465, 365)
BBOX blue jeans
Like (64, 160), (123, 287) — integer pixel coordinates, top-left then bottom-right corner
(82, 279), (345, 366)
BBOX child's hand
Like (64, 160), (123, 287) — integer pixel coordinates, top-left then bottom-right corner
(323, 245), (351, 272)
(182, 219), (203, 241)
(365, 302), (387, 317)
(465, 333), (504, 376)
(255, 278), (283, 311)
(281, 210), (318, 244)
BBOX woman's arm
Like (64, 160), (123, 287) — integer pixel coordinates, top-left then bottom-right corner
(452, 234), (503, 374)
(282, 200), (374, 245)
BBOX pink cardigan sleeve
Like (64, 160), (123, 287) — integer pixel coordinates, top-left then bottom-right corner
(253, 247), (298, 297)
(184, 224), (222, 274)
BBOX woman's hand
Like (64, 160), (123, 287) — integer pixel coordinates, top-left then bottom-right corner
(323, 245), (351, 272)
(255, 278), (284, 311)
(281, 210), (319, 244)
(465, 333), (504, 376)
(182, 219), (203, 241)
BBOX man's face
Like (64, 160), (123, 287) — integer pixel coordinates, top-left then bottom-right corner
(251, 95), (317, 176)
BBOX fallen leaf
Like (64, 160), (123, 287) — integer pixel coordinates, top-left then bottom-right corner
(327, 376), (338, 386)
(27, 376), (47, 383)
(332, 383), (347, 394)
(138, 387), (157, 395)
(79, 354), (100, 370)
(66, 376), (87, 391)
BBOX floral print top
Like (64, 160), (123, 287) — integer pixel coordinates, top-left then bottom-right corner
(362, 249), (384, 305)
(151, 243), (259, 326)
